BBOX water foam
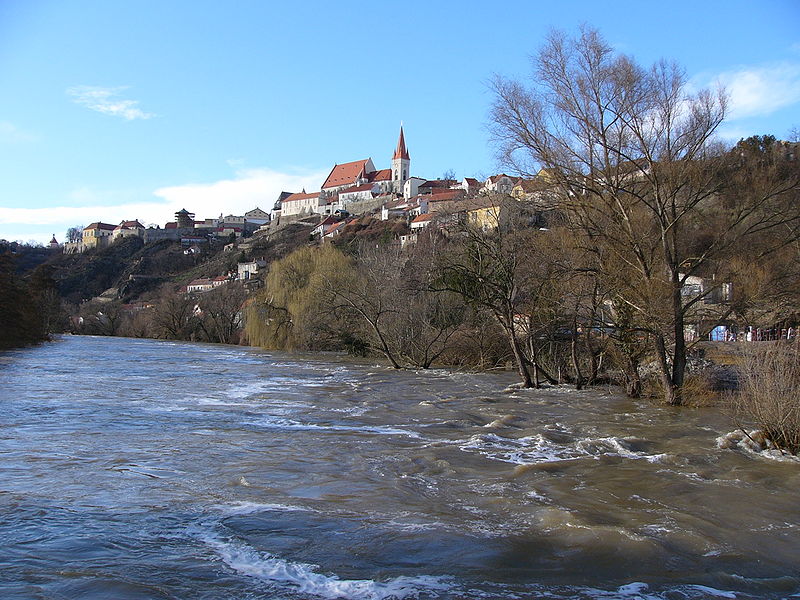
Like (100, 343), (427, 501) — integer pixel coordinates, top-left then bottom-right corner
(461, 433), (666, 465)
(201, 531), (453, 599)
(252, 416), (421, 439)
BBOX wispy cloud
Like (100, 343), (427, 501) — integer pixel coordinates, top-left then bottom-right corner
(0, 166), (326, 243)
(708, 62), (800, 120)
(0, 121), (38, 143)
(67, 85), (155, 120)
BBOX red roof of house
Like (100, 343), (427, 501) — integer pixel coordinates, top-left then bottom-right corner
(283, 191), (320, 203)
(412, 213), (434, 223)
(188, 278), (212, 286)
(85, 222), (117, 231)
(322, 159), (371, 189)
(428, 189), (466, 202)
(393, 126), (410, 160)
(115, 220), (144, 230)
(464, 177), (481, 186)
(324, 221), (347, 236)
(165, 222), (177, 229)
(367, 169), (392, 182)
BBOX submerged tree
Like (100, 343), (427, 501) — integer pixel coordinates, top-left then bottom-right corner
(490, 26), (799, 404)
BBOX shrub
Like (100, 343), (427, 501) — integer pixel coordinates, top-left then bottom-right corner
(733, 341), (800, 454)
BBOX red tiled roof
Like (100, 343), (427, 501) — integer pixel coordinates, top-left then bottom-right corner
(428, 189), (466, 201)
(367, 169), (392, 182)
(393, 126), (410, 160)
(322, 159), (370, 189)
(419, 179), (456, 190)
(165, 222), (177, 229)
(283, 191), (320, 203)
(412, 213), (434, 223)
(325, 221), (347, 236)
(85, 222), (117, 231)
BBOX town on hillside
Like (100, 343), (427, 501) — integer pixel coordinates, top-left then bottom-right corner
(55, 126), (557, 295)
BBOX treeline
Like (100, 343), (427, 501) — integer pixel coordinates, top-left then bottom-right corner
(0, 248), (64, 350)
(72, 281), (247, 345)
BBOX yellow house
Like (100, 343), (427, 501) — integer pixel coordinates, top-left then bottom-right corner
(82, 222), (116, 249)
(466, 200), (502, 231)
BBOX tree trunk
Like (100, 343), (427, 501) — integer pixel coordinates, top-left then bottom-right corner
(654, 333), (681, 405)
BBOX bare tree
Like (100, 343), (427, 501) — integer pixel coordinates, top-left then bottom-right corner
(490, 27), (799, 404)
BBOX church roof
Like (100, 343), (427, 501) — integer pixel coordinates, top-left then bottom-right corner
(322, 159), (371, 189)
(393, 126), (410, 160)
(367, 169), (392, 182)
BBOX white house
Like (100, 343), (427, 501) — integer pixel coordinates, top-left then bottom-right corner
(281, 191), (323, 217)
(237, 260), (266, 281)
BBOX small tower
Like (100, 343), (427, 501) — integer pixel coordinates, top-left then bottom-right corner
(49, 234), (59, 250)
(391, 125), (410, 194)
(175, 208), (195, 229)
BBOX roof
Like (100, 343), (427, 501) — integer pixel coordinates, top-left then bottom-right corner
(322, 159), (371, 189)
(428, 189), (466, 202)
(115, 220), (144, 230)
(324, 221), (347, 236)
(340, 183), (376, 194)
(367, 169), (392, 182)
(283, 191), (320, 203)
(393, 126), (410, 160)
(85, 222), (117, 231)
(412, 213), (434, 223)
(419, 179), (457, 190)
(188, 278), (213, 286)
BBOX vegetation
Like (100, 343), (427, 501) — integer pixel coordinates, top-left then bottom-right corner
(734, 341), (800, 455)
(489, 26), (800, 403)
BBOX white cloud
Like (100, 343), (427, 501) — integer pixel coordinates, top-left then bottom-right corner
(0, 166), (326, 237)
(710, 62), (800, 120)
(67, 85), (155, 120)
(0, 121), (38, 143)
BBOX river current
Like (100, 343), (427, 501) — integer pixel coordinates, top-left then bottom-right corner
(0, 335), (798, 599)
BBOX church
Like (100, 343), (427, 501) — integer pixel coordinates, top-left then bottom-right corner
(279, 127), (412, 218)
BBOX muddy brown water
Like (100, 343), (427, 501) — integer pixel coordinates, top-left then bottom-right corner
(0, 335), (797, 599)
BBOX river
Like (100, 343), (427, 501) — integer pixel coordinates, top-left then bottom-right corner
(0, 335), (798, 599)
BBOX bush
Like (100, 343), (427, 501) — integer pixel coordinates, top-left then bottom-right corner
(733, 341), (800, 454)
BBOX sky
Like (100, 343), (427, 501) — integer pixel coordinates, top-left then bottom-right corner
(1, 0), (798, 244)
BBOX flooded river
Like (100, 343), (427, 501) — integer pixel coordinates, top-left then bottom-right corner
(0, 336), (798, 599)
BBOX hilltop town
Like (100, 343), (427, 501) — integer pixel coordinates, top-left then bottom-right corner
(50, 127), (548, 295)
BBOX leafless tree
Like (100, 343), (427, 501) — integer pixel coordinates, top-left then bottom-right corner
(490, 26), (799, 404)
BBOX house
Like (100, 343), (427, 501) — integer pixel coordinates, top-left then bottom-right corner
(280, 190), (323, 217)
(82, 222), (117, 250)
(466, 198), (502, 231)
(244, 207), (271, 226)
(113, 220), (145, 240)
(484, 174), (520, 195)
(187, 278), (215, 293)
(338, 183), (379, 208)
(460, 177), (483, 195)
(410, 213), (434, 230)
(311, 215), (340, 238)
(403, 176), (426, 199)
(237, 259), (266, 281)
(322, 220), (347, 241)
(418, 179), (457, 195)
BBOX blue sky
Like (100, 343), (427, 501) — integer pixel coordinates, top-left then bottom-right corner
(1, 0), (799, 244)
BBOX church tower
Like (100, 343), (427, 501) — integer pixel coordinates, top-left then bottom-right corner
(391, 125), (410, 194)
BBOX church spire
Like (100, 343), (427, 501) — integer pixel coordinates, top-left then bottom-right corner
(393, 125), (410, 160)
